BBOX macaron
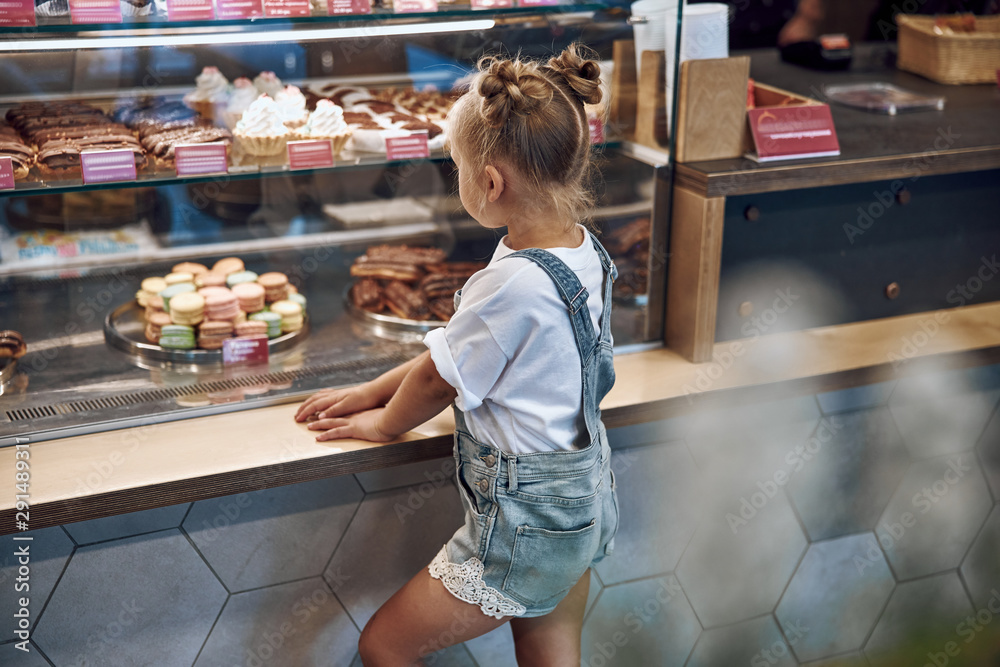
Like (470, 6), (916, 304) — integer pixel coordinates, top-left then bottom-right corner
(172, 262), (208, 275)
(0, 330), (27, 359)
(159, 283), (196, 312)
(165, 271), (194, 286)
(270, 299), (304, 333)
(168, 292), (205, 327)
(144, 312), (171, 343)
(232, 282), (265, 313)
(212, 257), (245, 275)
(158, 324), (196, 349)
(205, 290), (241, 321)
(226, 270), (259, 288)
(195, 272), (227, 288)
(287, 292), (307, 309)
(145, 295), (165, 318)
(197, 320), (234, 350)
(235, 320), (268, 338)
(136, 277), (167, 306)
(198, 286), (231, 299)
(249, 311), (282, 338)
(258, 272), (289, 302)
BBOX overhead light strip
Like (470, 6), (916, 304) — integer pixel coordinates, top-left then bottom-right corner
(0, 18), (495, 52)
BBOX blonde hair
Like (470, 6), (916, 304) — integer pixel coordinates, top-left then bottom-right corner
(449, 44), (603, 227)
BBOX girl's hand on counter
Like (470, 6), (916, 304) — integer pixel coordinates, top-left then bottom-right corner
(294, 384), (382, 423)
(307, 407), (395, 443)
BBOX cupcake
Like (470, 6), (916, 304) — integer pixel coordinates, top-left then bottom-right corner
(295, 100), (353, 156)
(223, 78), (261, 130)
(233, 96), (290, 157)
(183, 67), (230, 123)
(253, 71), (284, 99)
(275, 85), (309, 129)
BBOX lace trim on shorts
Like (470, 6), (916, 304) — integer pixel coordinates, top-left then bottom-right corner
(428, 546), (527, 619)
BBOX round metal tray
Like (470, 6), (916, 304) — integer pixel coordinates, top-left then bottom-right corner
(104, 302), (308, 365)
(343, 286), (446, 341)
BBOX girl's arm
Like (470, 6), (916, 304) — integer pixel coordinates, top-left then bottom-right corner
(305, 352), (457, 442)
(293, 351), (429, 423)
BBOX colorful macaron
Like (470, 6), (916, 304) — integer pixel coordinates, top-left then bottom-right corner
(235, 320), (269, 338)
(205, 290), (241, 321)
(172, 262), (208, 275)
(168, 292), (205, 327)
(258, 272), (290, 302)
(212, 257), (245, 275)
(164, 271), (195, 286)
(232, 282), (265, 312)
(136, 277), (167, 306)
(249, 311), (282, 338)
(270, 299), (304, 333)
(158, 324), (196, 349)
(195, 272), (227, 288)
(159, 283), (196, 312)
(144, 312), (172, 343)
(287, 292), (307, 309)
(226, 270), (259, 288)
(197, 320), (234, 350)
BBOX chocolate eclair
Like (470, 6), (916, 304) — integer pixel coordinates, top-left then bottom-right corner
(383, 280), (431, 321)
(0, 330), (27, 359)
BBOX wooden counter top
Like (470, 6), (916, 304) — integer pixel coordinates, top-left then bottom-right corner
(3, 301), (1000, 534)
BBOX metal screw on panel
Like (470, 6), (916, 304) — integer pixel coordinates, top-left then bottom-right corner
(738, 301), (754, 317)
(744, 205), (760, 222)
(885, 282), (901, 300)
(896, 189), (911, 205)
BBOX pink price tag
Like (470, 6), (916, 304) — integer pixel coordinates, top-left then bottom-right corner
(327, 0), (368, 12)
(288, 140), (335, 170)
(394, 0), (436, 11)
(0, 157), (15, 190)
(223, 335), (269, 365)
(385, 132), (429, 161)
(471, 0), (512, 7)
(166, 0), (215, 20)
(588, 117), (604, 145)
(175, 143), (228, 176)
(81, 149), (137, 185)
(0, 0), (37, 27)
(69, 0), (122, 23)
(214, 0), (262, 19)
(263, 0), (308, 16)
(518, 0), (558, 5)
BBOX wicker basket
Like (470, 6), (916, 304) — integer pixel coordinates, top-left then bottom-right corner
(897, 14), (1000, 84)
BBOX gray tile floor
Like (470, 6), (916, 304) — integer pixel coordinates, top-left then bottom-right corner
(4, 364), (999, 666)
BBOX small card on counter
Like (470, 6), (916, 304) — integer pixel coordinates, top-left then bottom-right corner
(327, 0), (369, 13)
(0, 0), (37, 27)
(223, 335), (269, 365)
(214, 0), (262, 19)
(166, 0), (215, 20)
(288, 140), (335, 170)
(81, 149), (137, 185)
(471, 0), (513, 8)
(588, 117), (604, 145)
(263, 0), (308, 16)
(746, 104), (840, 163)
(175, 143), (228, 176)
(385, 132), (429, 161)
(394, 0), (436, 12)
(69, 0), (122, 23)
(0, 157), (14, 191)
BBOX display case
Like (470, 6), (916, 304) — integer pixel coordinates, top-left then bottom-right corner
(0, 3), (675, 445)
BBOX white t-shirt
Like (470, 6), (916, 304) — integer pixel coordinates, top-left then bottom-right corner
(423, 226), (609, 454)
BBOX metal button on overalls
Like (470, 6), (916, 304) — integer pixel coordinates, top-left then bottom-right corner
(484, 454), (496, 467)
(478, 478), (490, 493)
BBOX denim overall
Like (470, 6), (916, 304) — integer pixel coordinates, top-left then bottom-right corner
(428, 233), (620, 618)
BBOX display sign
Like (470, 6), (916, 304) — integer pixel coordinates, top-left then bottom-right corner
(223, 335), (269, 365)
(81, 149), (137, 185)
(394, 0), (436, 12)
(263, 0), (309, 17)
(175, 143), (228, 176)
(746, 104), (840, 162)
(471, 0), (512, 8)
(588, 117), (604, 145)
(69, 0), (122, 23)
(0, 0), (37, 27)
(385, 132), (430, 160)
(0, 157), (14, 191)
(518, 0), (558, 6)
(288, 140), (335, 170)
(327, 0), (369, 14)
(166, 0), (215, 21)
(214, 0), (262, 19)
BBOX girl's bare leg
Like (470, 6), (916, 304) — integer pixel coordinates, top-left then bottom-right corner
(509, 569), (590, 667)
(358, 567), (510, 666)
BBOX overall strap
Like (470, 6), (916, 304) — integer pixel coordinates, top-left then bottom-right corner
(588, 234), (617, 346)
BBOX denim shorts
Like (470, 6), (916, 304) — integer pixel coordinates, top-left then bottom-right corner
(429, 423), (620, 619)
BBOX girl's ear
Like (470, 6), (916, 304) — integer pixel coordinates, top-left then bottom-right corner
(484, 164), (505, 203)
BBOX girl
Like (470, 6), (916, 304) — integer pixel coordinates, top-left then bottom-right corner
(295, 44), (619, 667)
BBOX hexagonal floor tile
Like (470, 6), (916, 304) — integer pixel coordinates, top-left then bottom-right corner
(184, 475), (363, 592)
(1, 527), (73, 637)
(194, 577), (358, 667)
(594, 442), (701, 586)
(889, 389), (1000, 459)
(864, 572), (972, 664)
(463, 624), (517, 667)
(817, 381), (896, 415)
(33, 529), (226, 667)
(676, 491), (807, 628)
(877, 453), (992, 580)
(960, 505), (1000, 609)
(800, 652), (869, 667)
(325, 481), (465, 628)
(976, 406), (1000, 500)
(775, 533), (894, 664)
(64, 503), (191, 545)
(685, 614), (799, 667)
(582, 575), (700, 666)
(785, 408), (910, 541)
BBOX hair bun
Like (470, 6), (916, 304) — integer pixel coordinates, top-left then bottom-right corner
(547, 44), (603, 106)
(476, 56), (552, 128)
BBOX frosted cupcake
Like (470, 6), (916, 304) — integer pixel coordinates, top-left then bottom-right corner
(253, 71), (284, 99)
(233, 96), (290, 156)
(183, 67), (230, 123)
(275, 85), (309, 130)
(295, 100), (353, 155)
(223, 77), (261, 130)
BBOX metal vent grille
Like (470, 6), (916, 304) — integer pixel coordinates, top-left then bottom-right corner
(5, 352), (409, 423)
